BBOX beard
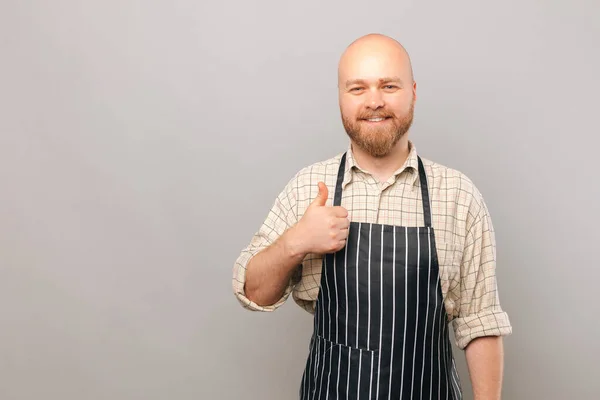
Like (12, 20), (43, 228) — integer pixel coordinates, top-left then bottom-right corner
(341, 101), (414, 158)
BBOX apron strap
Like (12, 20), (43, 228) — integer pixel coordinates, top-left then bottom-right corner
(417, 155), (432, 227)
(333, 152), (432, 228)
(333, 152), (346, 207)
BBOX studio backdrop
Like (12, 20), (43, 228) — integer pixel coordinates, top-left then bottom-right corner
(1, 1), (598, 399)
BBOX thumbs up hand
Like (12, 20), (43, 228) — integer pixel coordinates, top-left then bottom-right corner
(289, 182), (350, 256)
(310, 181), (330, 207)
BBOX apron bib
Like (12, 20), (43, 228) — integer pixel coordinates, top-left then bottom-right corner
(299, 153), (462, 399)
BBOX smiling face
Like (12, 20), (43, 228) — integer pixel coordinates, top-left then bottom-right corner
(338, 35), (417, 158)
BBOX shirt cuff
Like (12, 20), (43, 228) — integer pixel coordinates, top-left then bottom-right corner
(232, 251), (294, 312)
(452, 308), (513, 350)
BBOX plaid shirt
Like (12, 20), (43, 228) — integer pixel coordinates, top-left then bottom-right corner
(232, 141), (512, 349)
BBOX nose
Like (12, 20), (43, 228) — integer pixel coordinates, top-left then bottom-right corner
(366, 89), (384, 109)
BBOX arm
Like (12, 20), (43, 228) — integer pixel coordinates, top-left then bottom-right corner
(233, 181), (348, 310)
(245, 182), (348, 306)
(451, 183), (512, 394)
(243, 227), (306, 307)
(465, 336), (504, 400)
(232, 176), (300, 312)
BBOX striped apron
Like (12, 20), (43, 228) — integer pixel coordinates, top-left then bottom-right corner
(299, 153), (462, 399)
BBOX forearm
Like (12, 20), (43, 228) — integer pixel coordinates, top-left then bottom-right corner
(244, 227), (306, 307)
(465, 336), (504, 400)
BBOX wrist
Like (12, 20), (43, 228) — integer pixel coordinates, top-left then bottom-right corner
(283, 225), (308, 261)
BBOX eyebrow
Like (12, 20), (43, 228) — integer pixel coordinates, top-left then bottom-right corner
(345, 77), (404, 88)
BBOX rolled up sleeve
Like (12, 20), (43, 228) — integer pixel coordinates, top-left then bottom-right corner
(452, 192), (512, 350)
(232, 178), (298, 312)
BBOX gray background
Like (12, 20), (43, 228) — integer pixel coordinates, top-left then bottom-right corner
(1, 0), (598, 399)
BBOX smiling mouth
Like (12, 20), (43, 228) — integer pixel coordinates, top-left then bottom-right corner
(362, 117), (391, 122)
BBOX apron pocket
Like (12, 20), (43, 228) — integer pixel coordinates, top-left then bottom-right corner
(312, 334), (380, 399)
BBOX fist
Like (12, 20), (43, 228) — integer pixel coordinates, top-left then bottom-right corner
(292, 182), (350, 255)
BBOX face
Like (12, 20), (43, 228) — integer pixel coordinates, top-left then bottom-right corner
(338, 47), (416, 158)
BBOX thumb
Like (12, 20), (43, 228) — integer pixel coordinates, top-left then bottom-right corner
(310, 182), (328, 207)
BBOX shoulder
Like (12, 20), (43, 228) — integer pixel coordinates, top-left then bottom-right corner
(279, 151), (345, 211)
(294, 152), (345, 181)
(419, 156), (486, 213)
(284, 151), (345, 188)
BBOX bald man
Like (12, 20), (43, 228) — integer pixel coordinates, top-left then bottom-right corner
(233, 34), (512, 399)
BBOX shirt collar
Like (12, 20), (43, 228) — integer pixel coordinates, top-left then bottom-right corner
(342, 140), (420, 188)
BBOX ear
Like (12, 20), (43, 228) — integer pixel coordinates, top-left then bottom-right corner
(412, 81), (417, 102)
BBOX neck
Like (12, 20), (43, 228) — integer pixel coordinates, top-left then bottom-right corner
(351, 137), (411, 183)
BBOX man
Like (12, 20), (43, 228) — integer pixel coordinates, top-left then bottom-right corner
(232, 33), (512, 399)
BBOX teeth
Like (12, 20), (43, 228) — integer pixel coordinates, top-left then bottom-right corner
(367, 118), (385, 122)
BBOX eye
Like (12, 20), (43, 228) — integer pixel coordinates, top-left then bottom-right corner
(350, 87), (364, 92)
(383, 85), (398, 90)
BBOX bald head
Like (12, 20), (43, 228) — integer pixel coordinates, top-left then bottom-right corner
(338, 34), (414, 88)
